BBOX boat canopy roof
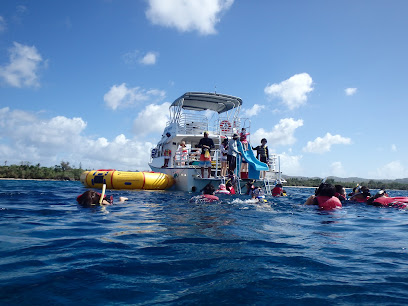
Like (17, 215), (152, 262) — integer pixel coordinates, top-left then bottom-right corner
(171, 92), (242, 114)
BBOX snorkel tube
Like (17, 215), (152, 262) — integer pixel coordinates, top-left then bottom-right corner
(99, 183), (106, 204)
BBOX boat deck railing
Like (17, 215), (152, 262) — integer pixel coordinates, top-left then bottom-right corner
(173, 147), (281, 177)
(172, 114), (249, 137)
(176, 114), (208, 135)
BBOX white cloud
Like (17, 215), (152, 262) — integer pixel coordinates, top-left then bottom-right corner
(370, 161), (408, 180)
(345, 87), (357, 96)
(243, 104), (265, 117)
(0, 16), (6, 32)
(123, 50), (158, 66)
(279, 152), (303, 176)
(391, 144), (397, 152)
(0, 107), (154, 170)
(264, 73), (313, 110)
(302, 133), (351, 154)
(103, 83), (165, 110)
(133, 102), (171, 136)
(0, 107), (86, 152)
(0, 42), (45, 88)
(145, 0), (234, 35)
(80, 135), (154, 171)
(329, 161), (346, 177)
(252, 118), (303, 148)
(140, 52), (158, 65)
(16, 5), (28, 15)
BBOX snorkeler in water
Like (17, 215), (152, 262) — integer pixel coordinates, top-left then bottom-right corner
(76, 190), (128, 207)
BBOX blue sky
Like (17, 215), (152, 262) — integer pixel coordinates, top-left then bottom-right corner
(1, 0), (408, 179)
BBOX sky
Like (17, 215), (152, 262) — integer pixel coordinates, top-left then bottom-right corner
(1, 0), (408, 179)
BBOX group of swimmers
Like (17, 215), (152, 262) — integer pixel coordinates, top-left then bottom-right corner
(191, 180), (286, 203)
(305, 182), (408, 210)
(76, 180), (407, 210)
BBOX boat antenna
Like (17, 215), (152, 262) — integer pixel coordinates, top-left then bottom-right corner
(214, 85), (217, 94)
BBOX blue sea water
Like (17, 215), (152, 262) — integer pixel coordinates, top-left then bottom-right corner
(1, 180), (408, 305)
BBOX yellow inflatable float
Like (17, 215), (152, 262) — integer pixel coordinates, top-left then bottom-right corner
(80, 169), (174, 190)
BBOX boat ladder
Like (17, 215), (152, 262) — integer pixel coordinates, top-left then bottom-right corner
(263, 178), (274, 195)
(236, 176), (242, 195)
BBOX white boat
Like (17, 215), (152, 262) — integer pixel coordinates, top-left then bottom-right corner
(149, 92), (285, 193)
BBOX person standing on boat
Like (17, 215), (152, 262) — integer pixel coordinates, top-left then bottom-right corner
(198, 131), (215, 178)
(227, 133), (241, 173)
(220, 138), (229, 177)
(252, 138), (269, 179)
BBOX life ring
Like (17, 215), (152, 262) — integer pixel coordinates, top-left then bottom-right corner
(220, 120), (232, 133)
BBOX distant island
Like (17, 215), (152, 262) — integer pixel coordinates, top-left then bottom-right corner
(284, 176), (408, 190)
(1, 161), (408, 190)
(0, 161), (84, 181)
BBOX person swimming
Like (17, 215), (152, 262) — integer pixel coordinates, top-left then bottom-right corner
(249, 186), (267, 203)
(349, 186), (371, 203)
(335, 184), (347, 202)
(304, 183), (342, 210)
(215, 183), (230, 194)
(76, 190), (128, 207)
(272, 183), (284, 197)
(190, 183), (219, 203)
(367, 188), (388, 205)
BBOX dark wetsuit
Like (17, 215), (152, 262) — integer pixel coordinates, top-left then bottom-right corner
(252, 145), (269, 163)
(198, 137), (215, 154)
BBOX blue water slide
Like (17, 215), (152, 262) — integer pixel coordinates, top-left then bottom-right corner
(236, 141), (268, 179)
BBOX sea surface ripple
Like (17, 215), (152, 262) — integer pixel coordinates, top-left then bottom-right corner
(1, 180), (408, 305)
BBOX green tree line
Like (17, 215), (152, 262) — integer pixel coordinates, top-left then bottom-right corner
(285, 177), (408, 191)
(0, 161), (84, 181)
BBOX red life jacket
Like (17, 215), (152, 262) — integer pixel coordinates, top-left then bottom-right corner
(272, 186), (283, 197)
(373, 197), (408, 209)
(316, 196), (342, 210)
(350, 194), (369, 203)
(334, 192), (347, 202)
(201, 194), (219, 202)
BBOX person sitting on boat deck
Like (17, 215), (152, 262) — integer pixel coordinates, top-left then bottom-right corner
(176, 140), (188, 166)
(198, 131), (215, 178)
(335, 184), (347, 202)
(252, 138), (269, 178)
(220, 138), (229, 177)
(272, 183), (284, 197)
(215, 183), (230, 195)
(304, 183), (342, 209)
(162, 132), (172, 168)
(349, 186), (371, 203)
(240, 127), (250, 151)
(227, 133), (241, 173)
(76, 190), (128, 207)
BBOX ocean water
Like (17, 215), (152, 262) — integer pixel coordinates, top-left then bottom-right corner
(1, 180), (408, 305)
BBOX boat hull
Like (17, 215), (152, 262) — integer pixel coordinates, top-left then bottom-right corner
(80, 170), (174, 190)
(149, 165), (257, 193)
